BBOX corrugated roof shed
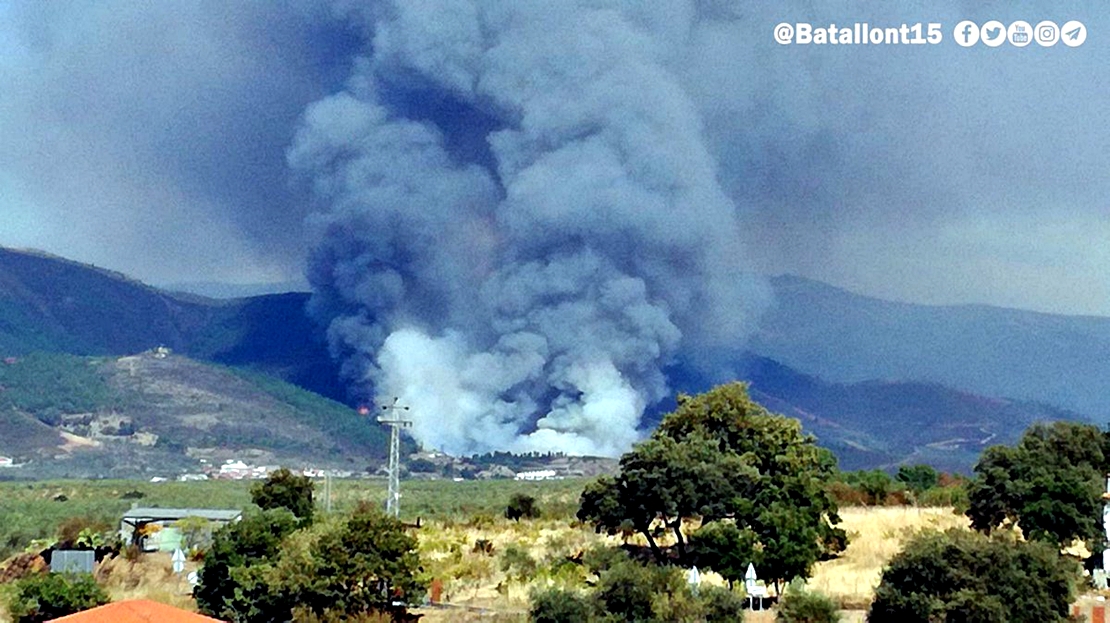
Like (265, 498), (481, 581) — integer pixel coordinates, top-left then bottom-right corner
(46, 600), (224, 622)
(120, 508), (242, 522)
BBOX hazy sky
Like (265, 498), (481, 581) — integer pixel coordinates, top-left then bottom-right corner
(1, 1), (1107, 316)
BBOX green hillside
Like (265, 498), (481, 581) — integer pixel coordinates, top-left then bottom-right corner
(0, 351), (388, 478)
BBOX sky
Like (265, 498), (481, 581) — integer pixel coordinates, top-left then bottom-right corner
(1, 1), (1107, 317)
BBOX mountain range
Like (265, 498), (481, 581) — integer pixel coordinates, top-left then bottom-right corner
(1, 246), (1104, 474)
(751, 275), (1110, 421)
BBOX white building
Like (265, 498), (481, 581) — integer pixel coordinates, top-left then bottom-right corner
(514, 469), (559, 481)
(219, 460), (252, 479)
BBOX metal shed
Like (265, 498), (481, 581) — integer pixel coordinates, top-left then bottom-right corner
(119, 507), (242, 552)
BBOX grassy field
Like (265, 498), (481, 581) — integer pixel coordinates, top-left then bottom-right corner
(0, 478), (975, 622)
(0, 477), (586, 560)
(808, 506), (969, 609)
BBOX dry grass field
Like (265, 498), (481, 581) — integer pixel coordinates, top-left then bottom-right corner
(0, 504), (979, 622)
(412, 505), (971, 621)
(808, 506), (970, 609)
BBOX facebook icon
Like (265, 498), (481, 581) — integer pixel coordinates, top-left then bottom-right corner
(954, 20), (980, 46)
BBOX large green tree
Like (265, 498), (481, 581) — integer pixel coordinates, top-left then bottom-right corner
(279, 503), (426, 619)
(194, 508), (300, 622)
(251, 467), (316, 523)
(868, 528), (1080, 623)
(578, 382), (845, 592)
(966, 421), (1108, 548)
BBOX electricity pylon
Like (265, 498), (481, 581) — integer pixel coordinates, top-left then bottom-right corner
(378, 397), (411, 518)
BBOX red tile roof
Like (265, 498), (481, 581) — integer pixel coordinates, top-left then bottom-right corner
(47, 600), (224, 623)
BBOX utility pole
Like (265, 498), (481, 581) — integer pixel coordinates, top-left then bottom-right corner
(378, 397), (412, 518)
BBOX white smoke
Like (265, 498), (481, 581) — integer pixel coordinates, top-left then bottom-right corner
(289, 1), (767, 456)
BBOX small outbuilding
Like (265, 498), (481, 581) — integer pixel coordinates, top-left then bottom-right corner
(119, 507), (242, 552)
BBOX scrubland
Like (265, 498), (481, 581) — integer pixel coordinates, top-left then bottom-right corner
(0, 478), (975, 622)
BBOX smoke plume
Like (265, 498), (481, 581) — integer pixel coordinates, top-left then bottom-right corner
(289, 1), (767, 456)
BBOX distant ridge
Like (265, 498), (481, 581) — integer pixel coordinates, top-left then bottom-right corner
(750, 275), (1110, 420)
(733, 353), (1086, 472)
(0, 246), (216, 355)
(0, 245), (343, 401)
(1, 246), (166, 291)
(161, 280), (310, 300)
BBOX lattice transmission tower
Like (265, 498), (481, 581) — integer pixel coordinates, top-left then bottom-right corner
(378, 397), (412, 518)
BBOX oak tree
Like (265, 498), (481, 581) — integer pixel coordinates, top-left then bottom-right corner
(578, 382), (845, 592)
(966, 421), (1107, 549)
(251, 467), (316, 523)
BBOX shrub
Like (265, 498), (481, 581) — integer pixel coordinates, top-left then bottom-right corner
(581, 545), (629, 576)
(916, 484), (969, 510)
(55, 517), (111, 549)
(505, 493), (540, 521)
(466, 512), (497, 529)
(472, 539), (495, 555)
(776, 582), (840, 623)
(868, 528), (1080, 623)
(529, 551), (746, 622)
(174, 516), (214, 551)
(500, 545), (538, 583)
(292, 609), (393, 623)
(7, 572), (110, 623)
(826, 481), (868, 506)
(592, 558), (692, 622)
(530, 587), (593, 623)
(854, 470), (895, 506)
(592, 560), (658, 621)
(699, 585), (746, 622)
(896, 465), (938, 495)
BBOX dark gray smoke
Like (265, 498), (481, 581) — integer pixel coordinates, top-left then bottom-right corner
(289, 1), (767, 456)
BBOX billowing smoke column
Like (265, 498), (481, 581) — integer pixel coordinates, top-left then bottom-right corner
(289, 2), (766, 457)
